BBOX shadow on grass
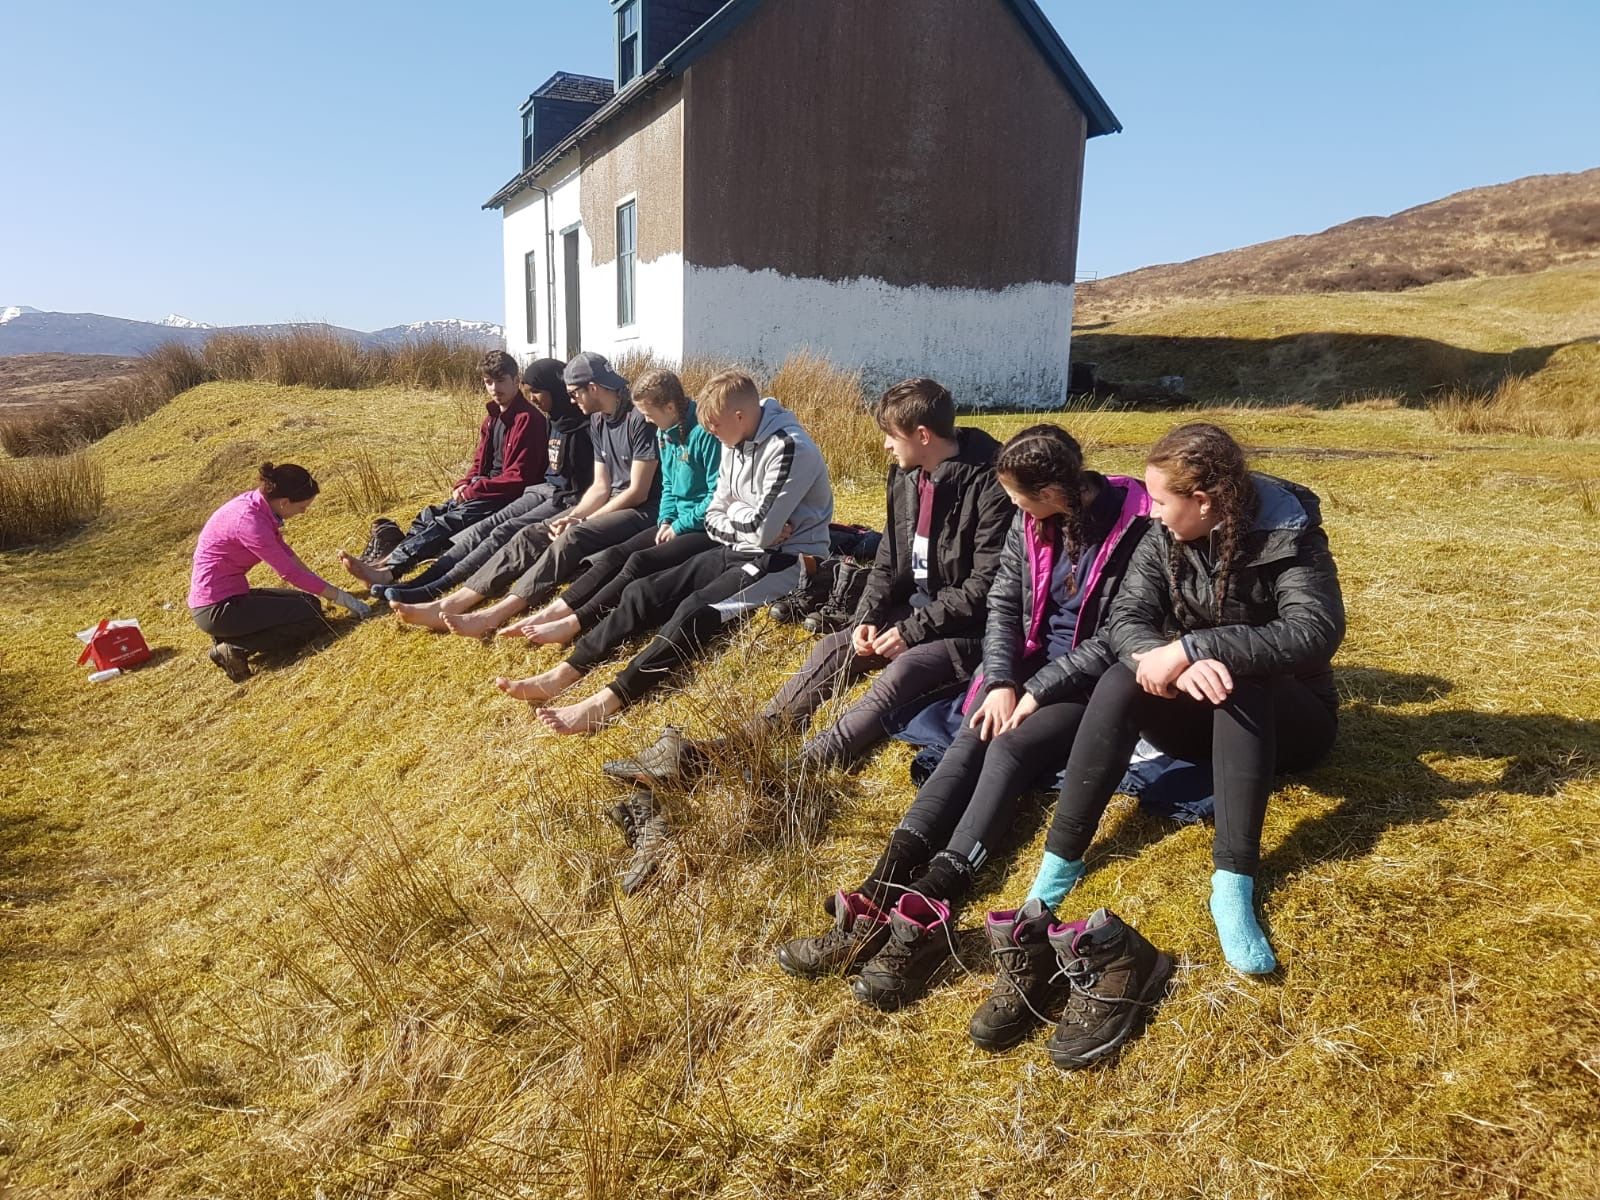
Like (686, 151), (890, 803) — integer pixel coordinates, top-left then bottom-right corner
(1071, 330), (1584, 405)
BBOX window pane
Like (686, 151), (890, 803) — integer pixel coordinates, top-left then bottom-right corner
(617, 201), (636, 326)
(525, 251), (538, 343)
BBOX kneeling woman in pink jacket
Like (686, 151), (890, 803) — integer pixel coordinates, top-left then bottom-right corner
(189, 462), (370, 682)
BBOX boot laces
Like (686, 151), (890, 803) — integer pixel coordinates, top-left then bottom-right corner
(1051, 954), (1161, 1027)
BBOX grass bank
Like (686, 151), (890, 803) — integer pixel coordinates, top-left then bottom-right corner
(1, 381), (1597, 1198)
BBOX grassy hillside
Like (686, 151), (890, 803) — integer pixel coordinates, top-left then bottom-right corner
(3, 380), (1599, 1198)
(1077, 167), (1600, 324)
(1074, 260), (1600, 414)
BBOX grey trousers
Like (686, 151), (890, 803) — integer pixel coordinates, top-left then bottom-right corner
(463, 507), (657, 605)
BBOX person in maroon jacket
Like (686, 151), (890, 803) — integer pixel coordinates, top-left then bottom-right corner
(340, 349), (548, 585)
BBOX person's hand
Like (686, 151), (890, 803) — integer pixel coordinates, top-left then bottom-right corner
(851, 623), (878, 656)
(329, 588), (372, 619)
(656, 524), (676, 544)
(1176, 658), (1234, 705)
(869, 626), (908, 660)
(547, 514), (581, 536)
(450, 483), (469, 502)
(774, 521), (794, 545)
(997, 691), (1039, 734)
(1132, 641), (1190, 697)
(969, 686), (1017, 741)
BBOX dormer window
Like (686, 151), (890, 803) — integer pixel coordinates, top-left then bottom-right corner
(521, 109), (535, 170)
(616, 0), (641, 88)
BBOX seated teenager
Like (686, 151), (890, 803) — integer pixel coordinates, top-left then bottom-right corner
(374, 358), (594, 604)
(774, 424), (1151, 1013)
(339, 350), (546, 587)
(388, 352), (660, 634)
(496, 368), (721, 647)
(604, 377), (1011, 785)
(1002, 422), (1343, 1008)
(499, 369), (833, 735)
(190, 462), (371, 682)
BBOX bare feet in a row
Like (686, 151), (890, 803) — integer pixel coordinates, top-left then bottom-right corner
(526, 598), (573, 625)
(508, 615), (580, 645)
(537, 688), (621, 735)
(338, 550), (392, 586)
(442, 609), (506, 639)
(493, 662), (583, 703)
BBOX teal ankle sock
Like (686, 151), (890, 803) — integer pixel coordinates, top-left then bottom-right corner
(1209, 869), (1277, 975)
(1024, 852), (1085, 909)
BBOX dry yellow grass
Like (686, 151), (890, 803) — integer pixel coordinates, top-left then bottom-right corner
(2, 376), (1599, 1198)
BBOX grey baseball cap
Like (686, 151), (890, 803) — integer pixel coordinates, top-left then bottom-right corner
(563, 351), (629, 393)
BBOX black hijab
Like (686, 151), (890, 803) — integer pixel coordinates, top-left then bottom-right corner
(522, 358), (583, 431)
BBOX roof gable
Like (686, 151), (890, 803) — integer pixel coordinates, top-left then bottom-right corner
(486, 0), (1119, 209)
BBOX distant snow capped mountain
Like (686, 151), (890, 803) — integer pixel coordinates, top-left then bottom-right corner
(0, 308), (505, 356)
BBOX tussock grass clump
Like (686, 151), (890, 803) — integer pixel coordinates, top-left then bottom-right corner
(1429, 343), (1600, 438)
(329, 449), (402, 516)
(0, 449), (105, 547)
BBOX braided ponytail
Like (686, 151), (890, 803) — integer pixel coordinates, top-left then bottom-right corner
(1146, 423), (1255, 622)
(996, 423), (1087, 594)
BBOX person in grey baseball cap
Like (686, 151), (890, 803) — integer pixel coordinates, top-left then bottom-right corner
(564, 350), (632, 397)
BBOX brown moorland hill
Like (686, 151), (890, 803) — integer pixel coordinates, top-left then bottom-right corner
(0, 352), (139, 415)
(1077, 167), (1600, 324)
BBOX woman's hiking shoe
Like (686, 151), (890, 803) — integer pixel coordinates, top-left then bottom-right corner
(207, 643), (251, 683)
(605, 786), (655, 847)
(849, 893), (952, 1011)
(1045, 908), (1174, 1070)
(602, 726), (708, 787)
(361, 517), (405, 564)
(776, 890), (891, 979)
(969, 899), (1063, 1051)
(619, 790), (670, 896)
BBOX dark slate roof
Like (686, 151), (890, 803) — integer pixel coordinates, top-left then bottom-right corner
(486, 0), (1121, 209)
(527, 71), (615, 107)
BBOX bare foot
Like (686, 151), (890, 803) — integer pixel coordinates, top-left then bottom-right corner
(443, 609), (505, 639)
(537, 688), (622, 735)
(392, 600), (452, 632)
(492, 663), (583, 703)
(524, 615), (581, 646)
(498, 616), (539, 639)
(527, 597), (573, 624)
(339, 549), (392, 585)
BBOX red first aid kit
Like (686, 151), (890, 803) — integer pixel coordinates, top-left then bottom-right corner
(75, 619), (152, 672)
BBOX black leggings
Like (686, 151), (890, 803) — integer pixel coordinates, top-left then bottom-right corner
(899, 697), (1090, 872)
(1046, 663), (1338, 875)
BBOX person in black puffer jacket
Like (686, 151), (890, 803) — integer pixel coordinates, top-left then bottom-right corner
(1021, 421), (1346, 977)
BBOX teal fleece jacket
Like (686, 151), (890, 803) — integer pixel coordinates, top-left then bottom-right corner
(656, 400), (722, 535)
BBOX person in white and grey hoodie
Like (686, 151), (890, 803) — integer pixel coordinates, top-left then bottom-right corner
(504, 369), (833, 735)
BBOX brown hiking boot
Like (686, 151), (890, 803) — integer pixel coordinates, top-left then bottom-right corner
(1045, 908), (1175, 1070)
(619, 789), (670, 895)
(361, 517), (404, 564)
(849, 893), (953, 1010)
(969, 898), (1063, 1051)
(601, 725), (708, 787)
(776, 890), (892, 979)
(207, 643), (251, 683)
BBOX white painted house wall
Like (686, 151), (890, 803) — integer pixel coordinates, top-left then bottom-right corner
(682, 266), (1074, 406)
(502, 161), (685, 368)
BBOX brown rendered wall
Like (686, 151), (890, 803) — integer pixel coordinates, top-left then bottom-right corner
(579, 81), (685, 265)
(681, 0), (1089, 290)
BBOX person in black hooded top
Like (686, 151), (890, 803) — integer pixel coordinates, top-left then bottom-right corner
(375, 358), (594, 603)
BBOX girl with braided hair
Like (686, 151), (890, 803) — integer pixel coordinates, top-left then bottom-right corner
(775, 423), (1152, 1012)
(1019, 421), (1345, 987)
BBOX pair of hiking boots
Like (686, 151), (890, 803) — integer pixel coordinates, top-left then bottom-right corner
(778, 893), (1174, 1069)
(605, 787), (671, 895)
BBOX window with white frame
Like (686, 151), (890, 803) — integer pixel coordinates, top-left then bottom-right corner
(616, 200), (637, 327)
(524, 250), (538, 344)
(521, 110), (534, 170)
(616, 1), (641, 87)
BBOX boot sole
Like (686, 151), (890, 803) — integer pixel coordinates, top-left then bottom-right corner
(1047, 952), (1175, 1070)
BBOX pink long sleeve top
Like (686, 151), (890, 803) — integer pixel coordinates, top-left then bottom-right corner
(188, 489), (329, 608)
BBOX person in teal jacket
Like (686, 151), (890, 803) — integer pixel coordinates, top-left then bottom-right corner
(497, 368), (721, 647)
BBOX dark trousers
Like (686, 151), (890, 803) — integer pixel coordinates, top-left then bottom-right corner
(558, 529), (716, 628)
(461, 508), (655, 605)
(899, 696), (1090, 872)
(191, 588), (328, 655)
(386, 497), (504, 575)
(1046, 663), (1338, 876)
(390, 486), (572, 602)
(763, 621), (976, 769)
(567, 545), (802, 704)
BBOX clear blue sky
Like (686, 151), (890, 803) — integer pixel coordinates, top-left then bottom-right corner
(3, 0), (1595, 330)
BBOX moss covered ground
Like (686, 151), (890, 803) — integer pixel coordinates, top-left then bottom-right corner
(2, 380), (1598, 1197)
